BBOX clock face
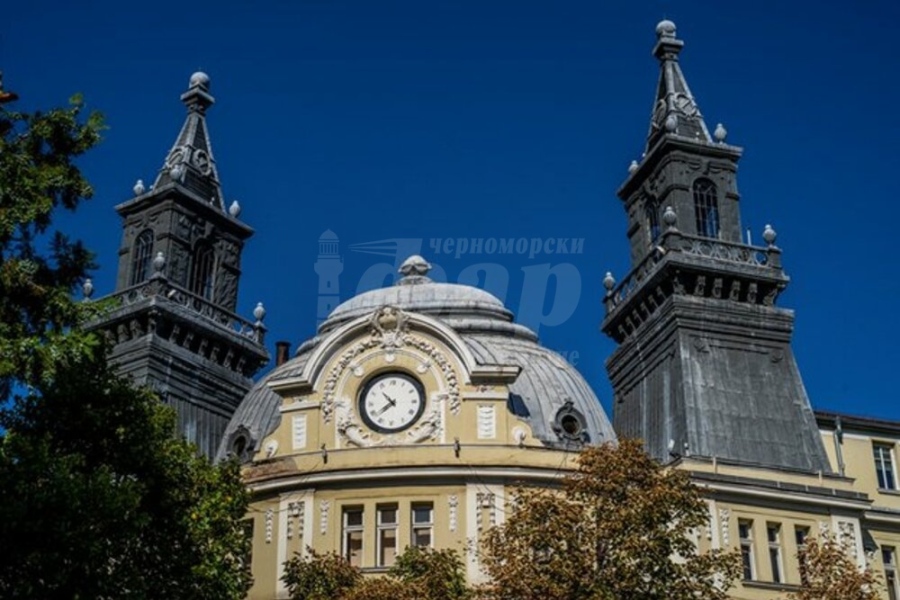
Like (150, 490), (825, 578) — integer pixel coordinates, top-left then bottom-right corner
(359, 373), (426, 434)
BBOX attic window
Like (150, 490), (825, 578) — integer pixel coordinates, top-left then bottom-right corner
(560, 414), (582, 437)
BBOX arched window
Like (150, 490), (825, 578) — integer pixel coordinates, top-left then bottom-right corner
(645, 199), (661, 243)
(130, 229), (154, 285)
(190, 242), (216, 300)
(693, 178), (720, 238)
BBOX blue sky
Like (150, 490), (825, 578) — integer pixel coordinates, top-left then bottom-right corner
(5, 0), (899, 420)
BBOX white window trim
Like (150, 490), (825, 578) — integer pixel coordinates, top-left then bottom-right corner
(341, 507), (364, 565)
(376, 505), (398, 568)
(411, 503), (434, 548)
(739, 519), (756, 581)
(874, 442), (898, 490)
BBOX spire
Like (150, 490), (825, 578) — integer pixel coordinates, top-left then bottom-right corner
(645, 20), (712, 153)
(153, 72), (225, 211)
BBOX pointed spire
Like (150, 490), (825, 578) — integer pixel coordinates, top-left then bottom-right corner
(645, 20), (712, 153)
(152, 72), (226, 211)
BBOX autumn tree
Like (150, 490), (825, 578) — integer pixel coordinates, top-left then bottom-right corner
(0, 83), (252, 599)
(479, 439), (741, 600)
(283, 546), (470, 600)
(788, 533), (880, 600)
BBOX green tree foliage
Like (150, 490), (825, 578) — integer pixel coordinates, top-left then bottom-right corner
(0, 94), (105, 399)
(788, 533), (880, 600)
(0, 90), (252, 599)
(478, 439), (742, 600)
(282, 549), (363, 600)
(0, 353), (253, 599)
(283, 546), (470, 600)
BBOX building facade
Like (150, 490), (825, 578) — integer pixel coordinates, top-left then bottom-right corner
(96, 19), (900, 600)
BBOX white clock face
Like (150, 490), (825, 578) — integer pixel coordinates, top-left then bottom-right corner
(359, 373), (425, 434)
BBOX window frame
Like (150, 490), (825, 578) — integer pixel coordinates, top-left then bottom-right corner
(376, 504), (399, 568)
(766, 523), (783, 584)
(885, 546), (899, 600)
(738, 519), (756, 581)
(190, 241), (216, 301)
(874, 442), (898, 490)
(130, 229), (155, 285)
(342, 507), (365, 568)
(410, 502), (434, 549)
(692, 178), (720, 239)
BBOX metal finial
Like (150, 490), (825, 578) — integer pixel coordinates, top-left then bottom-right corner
(762, 224), (777, 247)
(228, 200), (241, 218)
(253, 302), (266, 323)
(82, 278), (94, 299)
(628, 160), (639, 175)
(655, 19), (677, 39)
(603, 272), (616, 292)
(133, 179), (145, 196)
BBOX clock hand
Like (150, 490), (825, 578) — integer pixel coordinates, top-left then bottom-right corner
(374, 402), (393, 417)
(382, 393), (397, 407)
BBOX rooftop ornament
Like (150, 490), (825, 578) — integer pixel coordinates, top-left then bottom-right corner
(133, 179), (145, 195)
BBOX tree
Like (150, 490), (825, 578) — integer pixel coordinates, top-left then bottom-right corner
(478, 439), (742, 600)
(0, 352), (253, 599)
(0, 91), (104, 399)
(0, 88), (252, 599)
(788, 533), (880, 600)
(282, 549), (362, 600)
(283, 546), (470, 600)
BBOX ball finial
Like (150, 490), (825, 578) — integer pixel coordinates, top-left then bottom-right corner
(714, 123), (727, 143)
(664, 114), (678, 133)
(399, 255), (432, 278)
(628, 160), (639, 175)
(82, 278), (94, 299)
(133, 179), (145, 196)
(663, 206), (678, 228)
(603, 272), (616, 292)
(656, 19), (677, 39)
(229, 200), (242, 218)
(189, 71), (210, 89)
(762, 224), (777, 246)
(253, 302), (267, 323)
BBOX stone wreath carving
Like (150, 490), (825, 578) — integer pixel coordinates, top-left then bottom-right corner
(320, 306), (460, 442)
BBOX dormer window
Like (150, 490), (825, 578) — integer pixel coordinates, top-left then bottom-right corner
(692, 178), (720, 238)
(130, 229), (155, 285)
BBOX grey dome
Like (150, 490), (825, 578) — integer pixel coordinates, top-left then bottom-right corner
(217, 257), (615, 460)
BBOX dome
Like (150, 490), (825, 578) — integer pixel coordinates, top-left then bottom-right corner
(217, 255), (615, 460)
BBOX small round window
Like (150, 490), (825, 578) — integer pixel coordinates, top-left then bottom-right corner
(554, 401), (587, 442)
(560, 414), (582, 436)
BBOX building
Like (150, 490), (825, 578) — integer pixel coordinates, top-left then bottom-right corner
(99, 19), (900, 600)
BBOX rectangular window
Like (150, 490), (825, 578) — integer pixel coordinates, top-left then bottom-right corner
(885, 547), (899, 600)
(795, 526), (810, 585)
(377, 505), (398, 568)
(739, 519), (755, 580)
(411, 503), (434, 548)
(342, 507), (364, 567)
(874, 444), (897, 490)
(767, 523), (783, 583)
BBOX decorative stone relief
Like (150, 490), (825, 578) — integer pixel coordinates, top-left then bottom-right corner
(838, 521), (858, 559)
(287, 501), (304, 540)
(319, 501), (330, 535)
(719, 509), (730, 546)
(322, 306), (459, 441)
(448, 495), (459, 533)
(477, 405), (496, 439)
(265, 508), (274, 544)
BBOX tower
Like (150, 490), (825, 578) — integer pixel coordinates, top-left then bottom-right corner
(314, 229), (343, 325)
(91, 72), (269, 458)
(601, 22), (831, 473)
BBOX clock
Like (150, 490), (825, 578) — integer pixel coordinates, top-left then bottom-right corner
(359, 372), (426, 434)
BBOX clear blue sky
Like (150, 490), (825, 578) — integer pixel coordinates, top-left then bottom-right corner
(5, 1), (899, 420)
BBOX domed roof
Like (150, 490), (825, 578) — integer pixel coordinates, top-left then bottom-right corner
(320, 255), (512, 333)
(217, 255), (615, 460)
